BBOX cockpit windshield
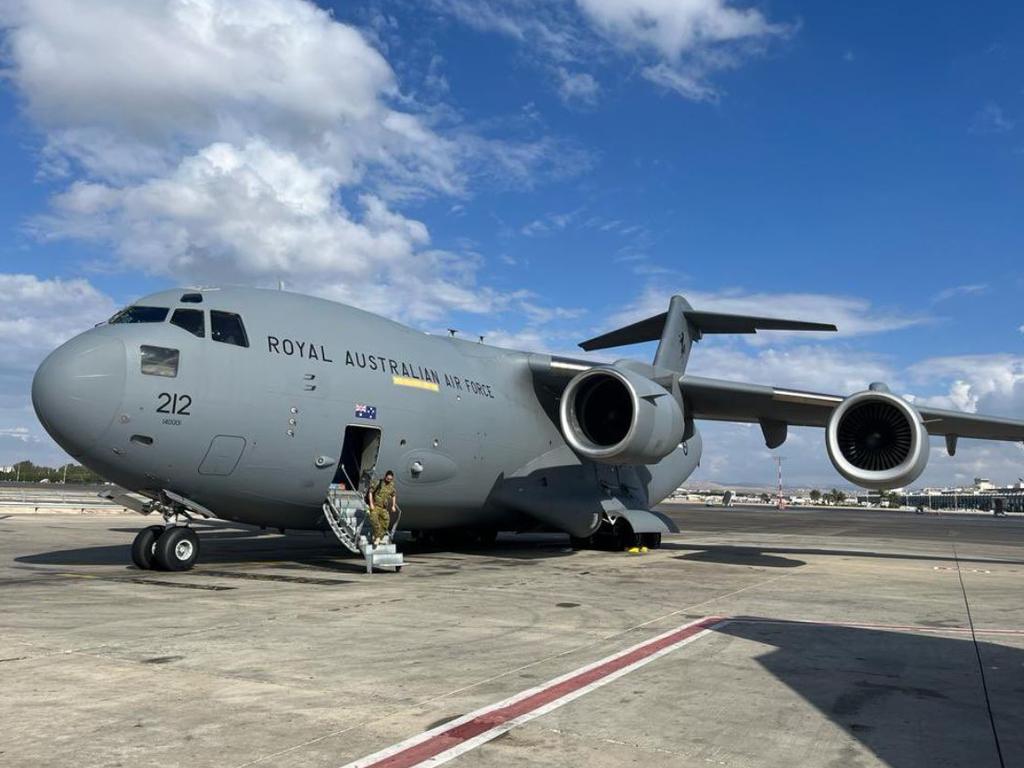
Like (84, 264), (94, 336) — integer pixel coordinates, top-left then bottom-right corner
(109, 306), (169, 324)
(210, 311), (249, 347)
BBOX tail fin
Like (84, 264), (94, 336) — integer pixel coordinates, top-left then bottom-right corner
(579, 295), (837, 372)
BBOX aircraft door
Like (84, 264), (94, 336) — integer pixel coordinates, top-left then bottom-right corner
(334, 425), (381, 493)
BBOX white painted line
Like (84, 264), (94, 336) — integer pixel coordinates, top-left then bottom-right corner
(339, 615), (727, 768)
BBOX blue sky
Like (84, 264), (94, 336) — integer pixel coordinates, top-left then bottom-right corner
(0, 0), (1022, 487)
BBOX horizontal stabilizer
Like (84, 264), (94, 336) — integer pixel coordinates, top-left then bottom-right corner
(579, 308), (836, 352)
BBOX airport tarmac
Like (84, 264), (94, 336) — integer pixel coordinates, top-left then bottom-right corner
(3, 504), (1023, 767)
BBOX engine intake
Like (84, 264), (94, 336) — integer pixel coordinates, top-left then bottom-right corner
(826, 390), (929, 490)
(560, 366), (684, 465)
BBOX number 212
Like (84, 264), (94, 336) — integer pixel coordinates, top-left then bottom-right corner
(157, 393), (191, 415)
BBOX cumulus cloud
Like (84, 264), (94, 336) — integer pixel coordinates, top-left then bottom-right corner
(3, 0), (457, 187)
(2, 0), (582, 323)
(907, 354), (1024, 415)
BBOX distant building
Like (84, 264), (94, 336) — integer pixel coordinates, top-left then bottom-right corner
(859, 482), (1024, 513)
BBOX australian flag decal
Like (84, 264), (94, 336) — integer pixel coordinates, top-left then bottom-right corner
(354, 404), (377, 420)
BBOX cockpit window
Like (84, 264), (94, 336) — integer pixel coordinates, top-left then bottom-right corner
(110, 306), (169, 324)
(170, 308), (205, 338)
(140, 345), (179, 377)
(210, 311), (249, 347)
(180, 292), (203, 303)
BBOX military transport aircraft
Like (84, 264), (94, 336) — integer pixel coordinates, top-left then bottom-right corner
(31, 288), (1024, 571)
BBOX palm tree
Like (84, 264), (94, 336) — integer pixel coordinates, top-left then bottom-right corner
(827, 488), (846, 506)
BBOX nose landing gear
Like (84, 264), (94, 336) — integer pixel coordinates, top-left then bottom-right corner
(130, 525), (200, 571)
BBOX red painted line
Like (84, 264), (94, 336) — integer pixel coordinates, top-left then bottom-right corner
(355, 615), (725, 768)
(345, 613), (1024, 768)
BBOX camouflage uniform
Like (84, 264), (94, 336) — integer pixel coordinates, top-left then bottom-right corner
(369, 481), (395, 542)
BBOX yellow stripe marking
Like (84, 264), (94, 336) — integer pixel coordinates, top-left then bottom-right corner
(392, 375), (439, 392)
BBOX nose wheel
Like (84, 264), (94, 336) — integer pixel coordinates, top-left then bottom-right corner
(131, 526), (200, 571)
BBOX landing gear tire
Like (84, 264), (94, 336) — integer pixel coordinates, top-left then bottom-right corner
(154, 527), (200, 571)
(613, 518), (639, 551)
(640, 532), (662, 549)
(131, 525), (165, 570)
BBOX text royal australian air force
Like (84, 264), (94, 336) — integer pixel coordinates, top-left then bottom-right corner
(266, 335), (496, 399)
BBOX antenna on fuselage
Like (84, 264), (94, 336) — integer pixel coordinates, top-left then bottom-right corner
(448, 328), (458, 337)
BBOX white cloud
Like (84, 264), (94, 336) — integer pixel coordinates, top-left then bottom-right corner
(4, 0), (458, 189)
(969, 103), (1015, 135)
(690, 345), (895, 394)
(0, 273), (117, 372)
(434, 0), (792, 102)
(556, 68), (600, 106)
(0, 274), (118, 466)
(641, 63), (719, 101)
(431, 0), (582, 62)
(521, 210), (579, 236)
(576, 0), (783, 58)
(0, 427), (36, 443)
(931, 283), (988, 303)
(907, 354), (1024, 415)
(3, 0), (584, 324)
(586, 0), (792, 102)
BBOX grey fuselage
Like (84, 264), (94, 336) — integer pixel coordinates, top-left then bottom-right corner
(31, 287), (702, 534)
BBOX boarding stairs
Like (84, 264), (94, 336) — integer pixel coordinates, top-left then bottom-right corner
(323, 484), (404, 573)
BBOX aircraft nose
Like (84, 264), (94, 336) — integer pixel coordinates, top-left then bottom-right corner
(32, 334), (126, 458)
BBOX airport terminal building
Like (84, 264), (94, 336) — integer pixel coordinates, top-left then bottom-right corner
(864, 478), (1024, 514)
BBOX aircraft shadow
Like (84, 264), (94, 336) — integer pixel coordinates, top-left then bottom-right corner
(711, 618), (1022, 766)
(663, 543), (1024, 568)
(15, 525), (576, 571)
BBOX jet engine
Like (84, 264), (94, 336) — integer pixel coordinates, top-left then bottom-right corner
(559, 366), (684, 465)
(825, 389), (930, 490)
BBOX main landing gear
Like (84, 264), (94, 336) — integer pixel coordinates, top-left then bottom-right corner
(570, 518), (662, 551)
(131, 525), (200, 571)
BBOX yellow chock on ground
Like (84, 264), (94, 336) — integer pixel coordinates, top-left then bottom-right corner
(627, 546), (641, 554)
(641, 546), (649, 553)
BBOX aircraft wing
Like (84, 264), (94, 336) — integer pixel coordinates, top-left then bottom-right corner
(681, 375), (1024, 442)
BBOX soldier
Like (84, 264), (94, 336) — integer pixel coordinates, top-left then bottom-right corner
(368, 470), (397, 546)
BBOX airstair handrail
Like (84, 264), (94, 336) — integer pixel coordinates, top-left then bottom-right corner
(390, 501), (403, 540)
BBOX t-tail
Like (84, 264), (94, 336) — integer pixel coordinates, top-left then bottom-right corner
(578, 295), (837, 374)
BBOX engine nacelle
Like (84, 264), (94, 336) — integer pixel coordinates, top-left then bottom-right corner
(559, 366), (684, 465)
(826, 390), (930, 490)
